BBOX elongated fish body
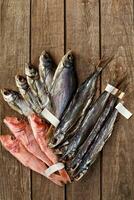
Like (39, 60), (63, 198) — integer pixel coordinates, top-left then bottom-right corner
(50, 50), (77, 119)
(50, 58), (112, 148)
(25, 63), (40, 96)
(28, 114), (71, 184)
(39, 51), (55, 92)
(73, 108), (118, 181)
(69, 95), (117, 171)
(4, 116), (53, 167)
(25, 63), (52, 111)
(0, 135), (63, 186)
(60, 91), (111, 160)
(1, 89), (33, 116)
(15, 75), (42, 113)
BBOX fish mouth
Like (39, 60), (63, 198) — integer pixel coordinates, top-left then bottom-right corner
(4, 116), (21, 125)
(41, 50), (49, 59)
(25, 63), (38, 78)
(66, 50), (73, 60)
(39, 51), (50, 63)
(49, 134), (65, 148)
(63, 50), (74, 67)
(0, 135), (16, 145)
(1, 88), (16, 102)
(1, 88), (11, 97)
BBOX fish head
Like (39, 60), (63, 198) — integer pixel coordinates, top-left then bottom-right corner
(1, 89), (19, 102)
(28, 114), (49, 134)
(62, 50), (74, 68)
(25, 63), (39, 79)
(49, 132), (65, 148)
(0, 135), (19, 153)
(15, 75), (28, 90)
(4, 116), (26, 135)
(39, 51), (53, 69)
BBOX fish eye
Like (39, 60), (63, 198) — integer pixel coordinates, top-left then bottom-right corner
(68, 54), (72, 60)
(4, 90), (10, 95)
(19, 76), (25, 82)
(44, 52), (49, 59)
(28, 65), (33, 70)
(11, 135), (15, 140)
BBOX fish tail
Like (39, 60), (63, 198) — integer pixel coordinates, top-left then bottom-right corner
(48, 176), (64, 186)
(116, 74), (128, 91)
(59, 169), (71, 183)
(96, 56), (114, 73)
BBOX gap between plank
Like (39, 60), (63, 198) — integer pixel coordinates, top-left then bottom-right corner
(98, 1), (103, 200)
(64, 0), (67, 200)
(64, 0), (67, 54)
(29, 0), (32, 200)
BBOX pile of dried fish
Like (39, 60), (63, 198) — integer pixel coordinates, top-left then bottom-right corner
(0, 50), (132, 186)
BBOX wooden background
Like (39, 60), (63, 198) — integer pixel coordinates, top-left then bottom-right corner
(0, 0), (134, 199)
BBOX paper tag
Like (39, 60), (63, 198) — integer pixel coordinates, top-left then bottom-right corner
(105, 84), (118, 95)
(41, 108), (60, 127)
(118, 92), (125, 99)
(115, 103), (133, 119)
(43, 163), (65, 177)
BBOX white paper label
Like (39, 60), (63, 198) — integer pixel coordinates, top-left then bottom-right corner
(41, 108), (60, 127)
(43, 162), (65, 177)
(115, 103), (133, 119)
(118, 92), (125, 99)
(105, 84), (118, 95)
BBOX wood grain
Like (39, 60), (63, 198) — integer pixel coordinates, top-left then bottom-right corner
(0, 0), (31, 200)
(101, 0), (134, 199)
(0, 0), (134, 199)
(31, 0), (65, 199)
(65, 1), (100, 200)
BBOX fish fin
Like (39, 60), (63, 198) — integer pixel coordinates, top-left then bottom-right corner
(59, 169), (71, 183)
(97, 56), (114, 72)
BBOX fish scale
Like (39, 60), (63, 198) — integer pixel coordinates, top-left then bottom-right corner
(60, 91), (111, 161)
(1, 89), (34, 116)
(25, 63), (52, 112)
(72, 108), (118, 181)
(49, 57), (113, 148)
(15, 75), (42, 114)
(50, 50), (77, 119)
(68, 95), (117, 171)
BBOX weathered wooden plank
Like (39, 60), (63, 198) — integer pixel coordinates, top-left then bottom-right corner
(31, 0), (65, 199)
(65, 1), (100, 200)
(0, 1), (31, 200)
(101, 0), (134, 199)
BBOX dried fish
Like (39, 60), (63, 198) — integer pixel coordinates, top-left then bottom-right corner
(0, 135), (64, 186)
(39, 51), (55, 92)
(4, 116), (53, 166)
(28, 114), (71, 183)
(50, 50), (77, 119)
(68, 95), (117, 171)
(72, 108), (119, 181)
(25, 63), (52, 111)
(15, 75), (42, 113)
(50, 57), (112, 148)
(1, 89), (33, 116)
(61, 90), (112, 160)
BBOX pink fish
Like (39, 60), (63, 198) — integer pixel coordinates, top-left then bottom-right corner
(28, 114), (71, 183)
(4, 116), (52, 167)
(0, 135), (64, 186)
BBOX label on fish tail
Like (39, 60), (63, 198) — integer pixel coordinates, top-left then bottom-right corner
(43, 163), (65, 177)
(115, 103), (133, 119)
(118, 92), (125, 99)
(41, 108), (60, 127)
(105, 84), (118, 95)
